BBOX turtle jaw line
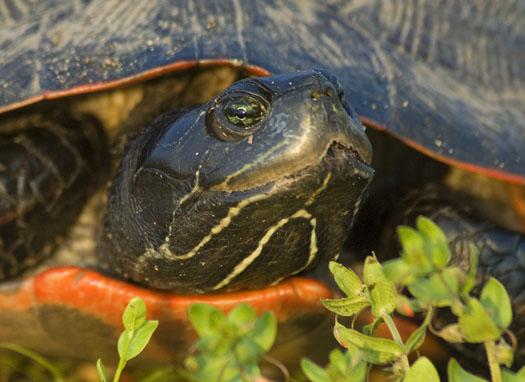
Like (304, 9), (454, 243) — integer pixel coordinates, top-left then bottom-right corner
(208, 139), (373, 194)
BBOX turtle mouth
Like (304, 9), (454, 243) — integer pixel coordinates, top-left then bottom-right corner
(210, 138), (373, 194)
(323, 140), (373, 177)
(279, 140), (374, 189)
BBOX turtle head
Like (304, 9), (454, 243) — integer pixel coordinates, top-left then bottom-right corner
(102, 71), (373, 293)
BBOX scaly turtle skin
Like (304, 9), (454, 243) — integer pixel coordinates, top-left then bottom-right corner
(0, 0), (523, 367)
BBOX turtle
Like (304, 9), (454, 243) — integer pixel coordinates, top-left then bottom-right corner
(0, 0), (523, 371)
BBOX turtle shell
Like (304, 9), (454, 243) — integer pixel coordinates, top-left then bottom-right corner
(0, 0), (522, 366)
(1, 0), (523, 183)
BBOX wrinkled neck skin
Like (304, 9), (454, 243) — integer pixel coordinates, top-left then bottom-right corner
(100, 71), (374, 294)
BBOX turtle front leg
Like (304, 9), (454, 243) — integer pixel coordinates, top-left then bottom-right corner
(0, 108), (109, 280)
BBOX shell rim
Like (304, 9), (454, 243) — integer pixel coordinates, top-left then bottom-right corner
(1, 59), (522, 186)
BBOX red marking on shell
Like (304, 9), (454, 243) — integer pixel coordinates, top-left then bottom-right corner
(0, 60), (271, 115)
(362, 116), (525, 186)
(26, 267), (332, 329)
(0, 275), (35, 311)
(511, 186), (525, 232)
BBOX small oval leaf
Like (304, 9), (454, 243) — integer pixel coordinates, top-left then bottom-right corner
(188, 304), (224, 337)
(480, 277), (512, 330)
(96, 359), (108, 382)
(383, 258), (414, 285)
(447, 358), (487, 382)
(328, 261), (364, 298)
(502, 367), (525, 382)
(321, 296), (370, 317)
(397, 227), (432, 274)
(301, 358), (331, 382)
(459, 298), (501, 343)
(117, 330), (131, 360)
(124, 320), (159, 361)
(250, 312), (277, 352)
(434, 323), (464, 343)
(364, 256), (397, 316)
(404, 357), (440, 382)
(227, 303), (256, 331)
(417, 216), (451, 268)
(122, 297), (147, 331)
(405, 323), (427, 354)
(334, 322), (403, 365)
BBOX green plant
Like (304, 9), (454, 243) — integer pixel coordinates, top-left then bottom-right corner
(97, 296), (159, 382)
(1, 217), (522, 382)
(301, 216), (523, 382)
(0, 342), (66, 381)
(182, 303), (278, 382)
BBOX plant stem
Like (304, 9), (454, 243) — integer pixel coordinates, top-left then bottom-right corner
(233, 348), (251, 382)
(112, 358), (127, 382)
(484, 341), (502, 382)
(382, 314), (403, 345)
(0, 342), (65, 382)
(382, 314), (410, 372)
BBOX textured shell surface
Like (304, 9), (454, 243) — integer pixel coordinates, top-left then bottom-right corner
(0, 0), (523, 181)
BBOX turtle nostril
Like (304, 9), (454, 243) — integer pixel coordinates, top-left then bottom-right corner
(325, 87), (335, 97)
(310, 90), (322, 101)
(312, 68), (344, 95)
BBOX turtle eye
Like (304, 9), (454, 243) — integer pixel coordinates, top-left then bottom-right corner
(208, 92), (269, 141)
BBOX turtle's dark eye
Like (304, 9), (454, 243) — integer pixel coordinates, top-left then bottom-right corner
(208, 92), (269, 141)
(223, 97), (265, 127)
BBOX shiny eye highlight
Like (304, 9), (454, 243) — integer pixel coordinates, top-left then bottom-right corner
(223, 97), (266, 127)
(207, 91), (270, 141)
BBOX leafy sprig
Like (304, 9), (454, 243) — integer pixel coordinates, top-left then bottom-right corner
(183, 303), (277, 382)
(302, 216), (521, 382)
(97, 296), (159, 382)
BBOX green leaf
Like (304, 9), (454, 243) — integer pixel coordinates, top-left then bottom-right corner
(194, 334), (223, 355)
(123, 320), (159, 361)
(416, 216), (447, 243)
(480, 277), (513, 330)
(328, 261), (364, 298)
(404, 357), (440, 382)
(397, 226), (433, 274)
(462, 243), (479, 296)
(188, 304), (225, 337)
(495, 339), (515, 368)
(328, 349), (367, 382)
(301, 358), (331, 382)
(502, 367), (525, 382)
(227, 303), (256, 332)
(416, 216), (450, 268)
(363, 256), (398, 316)
(122, 297), (147, 331)
(333, 322), (403, 365)
(328, 349), (347, 374)
(96, 359), (108, 382)
(407, 268), (461, 307)
(383, 258), (414, 285)
(250, 311), (276, 352)
(235, 337), (262, 364)
(447, 358), (487, 382)
(321, 296), (370, 317)
(362, 316), (382, 336)
(117, 331), (132, 360)
(459, 298), (501, 343)
(434, 324), (464, 343)
(405, 318), (429, 353)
